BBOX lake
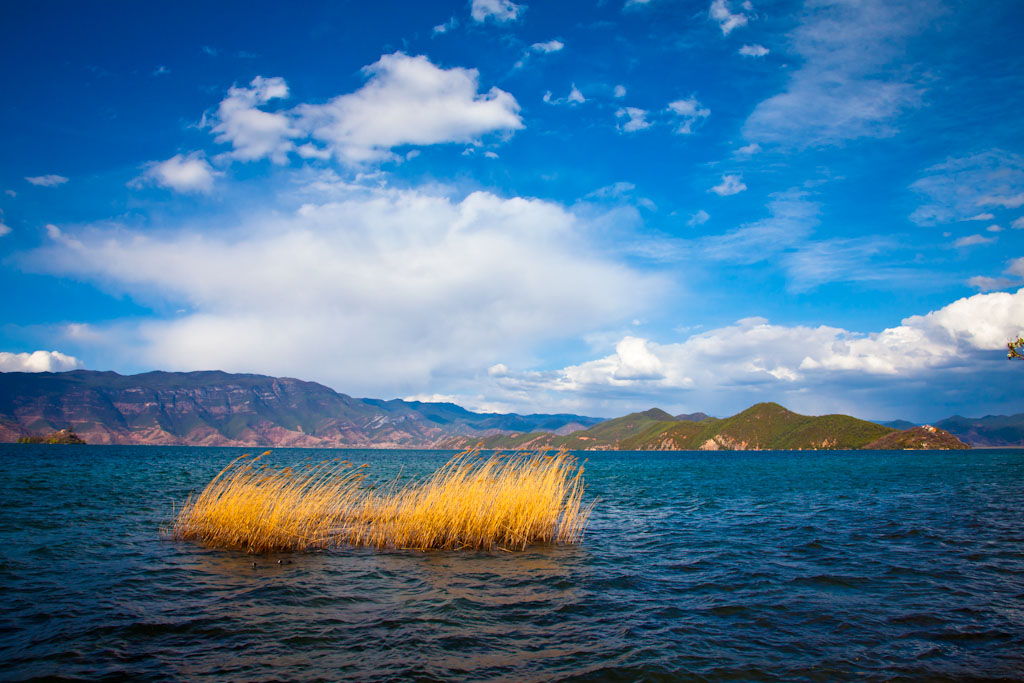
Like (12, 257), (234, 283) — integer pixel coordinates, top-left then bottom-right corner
(1, 445), (1022, 681)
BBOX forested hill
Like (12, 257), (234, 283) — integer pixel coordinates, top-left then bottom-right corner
(437, 403), (971, 451)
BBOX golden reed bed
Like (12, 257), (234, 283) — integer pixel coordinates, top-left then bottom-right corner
(170, 448), (594, 553)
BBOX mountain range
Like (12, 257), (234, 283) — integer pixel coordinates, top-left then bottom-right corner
(0, 369), (1019, 448)
(436, 404), (972, 451)
(0, 370), (600, 447)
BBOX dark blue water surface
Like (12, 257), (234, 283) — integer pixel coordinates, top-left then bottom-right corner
(1, 446), (1022, 682)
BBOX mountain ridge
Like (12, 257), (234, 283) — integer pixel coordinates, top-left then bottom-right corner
(437, 402), (971, 451)
(0, 370), (602, 448)
(0, 370), (1012, 448)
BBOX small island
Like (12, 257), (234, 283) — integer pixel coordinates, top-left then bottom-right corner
(17, 428), (87, 445)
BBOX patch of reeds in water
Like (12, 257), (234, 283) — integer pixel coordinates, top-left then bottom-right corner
(170, 447), (593, 553)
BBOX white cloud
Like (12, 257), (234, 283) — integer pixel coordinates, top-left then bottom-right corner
(616, 107), (650, 132)
(433, 17), (457, 34)
(471, 0), (523, 23)
(739, 44), (769, 57)
(987, 224), (1002, 233)
(734, 142), (761, 157)
(26, 174), (68, 187)
(744, 0), (933, 148)
(911, 151), (1024, 225)
(688, 210), (710, 226)
(135, 152), (218, 193)
(0, 222), (10, 237)
(1007, 257), (1024, 278)
(968, 257), (1024, 291)
(489, 288), (1024, 416)
(613, 85), (626, 98)
(567, 84), (585, 104)
(0, 350), (83, 372)
(667, 97), (710, 134)
(954, 234), (996, 248)
(699, 191), (816, 264)
(710, 174), (746, 196)
(967, 276), (1013, 291)
(587, 182), (636, 199)
(709, 0), (749, 35)
(211, 76), (298, 164)
(531, 40), (564, 53)
(4, 190), (15, 198)
(24, 183), (662, 397)
(515, 40), (564, 69)
(297, 53), (523, 164)
(1014, 216), (1024, 229)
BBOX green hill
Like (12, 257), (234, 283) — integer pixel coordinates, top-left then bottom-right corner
(449, 402), (901, 451)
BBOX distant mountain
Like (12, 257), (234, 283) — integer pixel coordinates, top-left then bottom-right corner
(676, 412), (712, 422)
(438, 402), (968, 451)
(934, 414), (1024, 447)
(876, 419), (919, 431)
(0, 370), (602, 447)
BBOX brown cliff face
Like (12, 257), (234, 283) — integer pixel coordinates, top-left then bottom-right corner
(0, 370), (601, 448)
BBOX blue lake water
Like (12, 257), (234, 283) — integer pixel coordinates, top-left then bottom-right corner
(1, 445), (1022, 681)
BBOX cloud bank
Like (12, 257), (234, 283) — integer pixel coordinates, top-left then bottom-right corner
(0, 350), (83, 372)
(25, 182), (662, 397)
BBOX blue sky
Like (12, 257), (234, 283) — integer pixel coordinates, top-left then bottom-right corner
(1, 0), (1023, 421)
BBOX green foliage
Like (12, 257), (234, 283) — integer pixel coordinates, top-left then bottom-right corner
(473, 402), (899, 451)
(1009, 335), (1024, 360)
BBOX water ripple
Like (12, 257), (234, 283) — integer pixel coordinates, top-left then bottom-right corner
(1, 446), (1023, 681)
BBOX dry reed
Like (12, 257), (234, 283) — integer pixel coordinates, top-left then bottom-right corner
(170, 447), (593, 553)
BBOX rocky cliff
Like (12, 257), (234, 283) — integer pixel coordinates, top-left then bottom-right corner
(0, 370), (601, 447)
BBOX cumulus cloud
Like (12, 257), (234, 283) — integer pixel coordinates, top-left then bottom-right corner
(206, 55), (522, 166)
(23, 183), (662, 397)
(667, 97), (710, 134)
(0, 210), (10, 237)
(488, 288), (1024, 417)
(616, 107), (650, 132)
(911, 150), (1024, 225)
(134, 152), (218, 193)
(297, 53), (523, 163)
(1013, 216), (1024, 229)
(211, 76), (298, 164)
(744, 0), (934, 148)
(471, 0), (523, 23)
(613, 84), (627, 98)
(0, 350), (83, 372)
(709, 0), (749, 35)
(739, 44), (769, 57)
(26, 174), (69, 187)
(710, 174), (746, 196)
(567, 84), (585, 104)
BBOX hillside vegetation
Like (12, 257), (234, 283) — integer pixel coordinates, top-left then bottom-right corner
(439, 403), (967, 451)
